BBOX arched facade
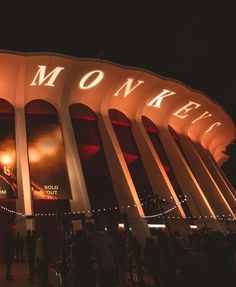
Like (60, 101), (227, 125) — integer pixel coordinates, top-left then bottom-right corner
(0, 51), (235, 244)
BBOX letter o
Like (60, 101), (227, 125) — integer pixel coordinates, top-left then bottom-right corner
(79, 70), (104, 89)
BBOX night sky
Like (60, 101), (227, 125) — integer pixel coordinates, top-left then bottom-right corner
(1, 1), (235, 187)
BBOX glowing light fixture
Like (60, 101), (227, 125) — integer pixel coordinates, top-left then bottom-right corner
(190, 225), (198, 229)
(148, 224), (166, 229)
(1, 154), (12, 165)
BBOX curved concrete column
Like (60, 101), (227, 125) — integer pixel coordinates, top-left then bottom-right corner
(60, 106), (91, 214)
(180, 136), (235, 220)
(158, 128), (217, 222)
(15, 108), (34, 231)
(97, 114), (150, 245)
(194, 142), (236, 213)
(213, 156), (236, 199)
(131, 120), (186, 218)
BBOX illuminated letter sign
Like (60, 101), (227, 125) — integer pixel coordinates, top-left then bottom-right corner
(30, 65), (64, 86)
(204, 122), (222, 133)
(173, 101), (200, 119)
(191, 111), (212, 124)
(79, 70), (104, 89)
(147, 89), (176, 108)
(114, 78), (144, 97)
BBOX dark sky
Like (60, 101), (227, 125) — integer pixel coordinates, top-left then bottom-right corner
(1, 1), (235, 187)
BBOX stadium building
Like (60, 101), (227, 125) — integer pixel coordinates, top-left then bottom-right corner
(0, 51), (235, 250)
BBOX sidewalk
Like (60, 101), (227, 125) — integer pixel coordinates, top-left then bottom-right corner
(0, 261), (156, 287)
(0, 262), (58, 287)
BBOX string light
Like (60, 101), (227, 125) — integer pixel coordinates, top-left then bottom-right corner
(0, 205), (25, 217)
(0, 194), (235, 222)
(142, 199), (186, 219)
(0, 198), (181, 218)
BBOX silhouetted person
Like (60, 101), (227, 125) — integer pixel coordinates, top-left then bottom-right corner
(15, 232), (24, 262)
(156, 230), (177, 287)
(69, 230), (95, 287)
(5, 230), (15, 281)
(35, 231), (52, 287)
(126, 233), (145, 287)
(25, 230), (36, 282)
(170, 230), (189, 276)
(3, 231), (8, 263)
(86, 222), (118, 287)
(110, 229), (128, 286)
(144, 237), (162, 287)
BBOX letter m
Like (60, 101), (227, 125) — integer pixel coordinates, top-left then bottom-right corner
(30, 65), (64, 86)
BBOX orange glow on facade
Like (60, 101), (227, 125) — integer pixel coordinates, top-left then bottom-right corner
(0, 51), (235, 236)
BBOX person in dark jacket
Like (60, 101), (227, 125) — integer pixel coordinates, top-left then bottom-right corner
(25, 230), (36, 282)
(5, 230), (15, 281)
(144, 237), (162, 286)
(15, 232), (24, 262)
(86, 222), (118, 287)
(69, 230), (95, 287)
(35, 231), (53, 287)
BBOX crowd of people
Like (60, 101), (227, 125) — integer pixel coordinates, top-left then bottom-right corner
(65, 223), (236, 287)
(1, 229), (52, 286)
(143, 228), (236, 287)
(1, 224), (236, 287)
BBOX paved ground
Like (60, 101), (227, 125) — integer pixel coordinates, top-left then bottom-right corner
(0, 262), (58, 287)
(0, 261), (156, 286)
